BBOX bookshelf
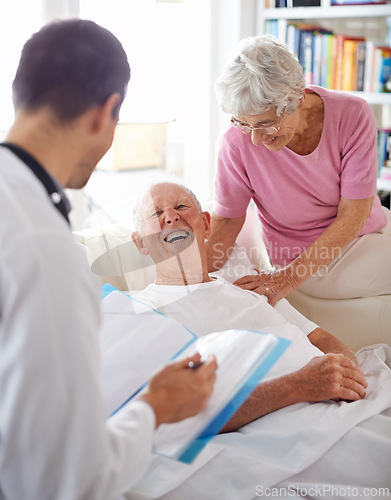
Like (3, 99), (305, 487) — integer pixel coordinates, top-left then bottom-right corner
(259, 3), (391, 20)
(347, 91), (391, 105)
(256, 1), (391, 96)
(256, 0), (391, 194)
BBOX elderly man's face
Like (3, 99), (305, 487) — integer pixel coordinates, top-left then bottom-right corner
(135, 183), (211, 263)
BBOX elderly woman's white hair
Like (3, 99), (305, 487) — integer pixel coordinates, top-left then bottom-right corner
(215, 35), (305, 118)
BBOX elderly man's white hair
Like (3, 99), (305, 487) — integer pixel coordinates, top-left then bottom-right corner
(215, 34), (306, 118)
(132, 180), (203, 231)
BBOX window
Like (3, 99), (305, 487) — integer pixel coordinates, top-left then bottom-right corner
(78, 0), (215, 229)
(80, 0), (188, 123)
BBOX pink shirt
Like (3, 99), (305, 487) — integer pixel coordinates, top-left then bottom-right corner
(214, 86), (387, 266)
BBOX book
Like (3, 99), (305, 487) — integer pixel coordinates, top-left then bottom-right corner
(320, 33), (329, 88)
(299, 30), (315, 85)
(334, 35), (345, 90)
(341, 39), (358, 91)
(329, 34), (338, 89)
(331, 0), (385, 4)
(265, 0), (276, 8)
(363, 40), (375, 92)
(265, 19), (278, 39)
(312, 32), (323, 86)
(287, 23), (334, 87)
(335, 35), (365, 90)
(277, 18), (288, 44)
(377, 128), (391, 174)
(372, 46), (391, 93)
(99, 285), (290, 463)
(355, 41), (367, 92)
(286, 23), (299, 56)
(265, 18), (289, 43)
(292, 0), (321, 5)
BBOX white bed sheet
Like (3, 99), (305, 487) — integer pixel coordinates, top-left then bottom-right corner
(126, 344), (391, 500)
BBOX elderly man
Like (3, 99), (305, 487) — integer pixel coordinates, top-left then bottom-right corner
(129, 181), (391, 497)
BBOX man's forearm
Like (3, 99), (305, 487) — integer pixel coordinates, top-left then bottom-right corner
(221, 343), (366, 432)
(308, 328), (358, 365)
(221, 374), (303, 432)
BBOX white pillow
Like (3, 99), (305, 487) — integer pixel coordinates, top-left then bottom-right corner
(74, 226), (258, 291)
(73, 224), (156, 291)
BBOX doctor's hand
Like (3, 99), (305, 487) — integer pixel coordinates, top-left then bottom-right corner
(139, 353), (218, 428)
(293, 353), (368, 403)
(234, 268), (297, 306)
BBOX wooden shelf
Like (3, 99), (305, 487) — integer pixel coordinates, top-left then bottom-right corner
(378, 177), (391, 192)
(262, 4), (391, 20)
(344, 92), (391, 105)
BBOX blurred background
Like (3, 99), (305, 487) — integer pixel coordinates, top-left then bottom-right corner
(1, 0), (390, 229)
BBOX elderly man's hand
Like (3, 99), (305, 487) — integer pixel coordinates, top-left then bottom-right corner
(293, 353), (368, 403)
(140, 353), (218, 427)
(234, 269), (297, 306)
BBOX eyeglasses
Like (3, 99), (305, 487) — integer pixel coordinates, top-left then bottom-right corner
(230, 112), (285, 135)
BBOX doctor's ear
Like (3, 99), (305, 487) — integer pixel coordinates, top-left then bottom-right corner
(91, 93), (121, 134)
(131, 231), (150, 256)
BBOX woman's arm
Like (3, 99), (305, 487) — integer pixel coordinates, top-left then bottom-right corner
(234, 196), (374, 306)
(206, 212), (246, 272)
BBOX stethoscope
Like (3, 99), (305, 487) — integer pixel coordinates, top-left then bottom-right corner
(1, 142), (70, 224)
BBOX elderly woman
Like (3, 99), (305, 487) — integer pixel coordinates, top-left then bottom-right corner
(207, 35), (391, 306)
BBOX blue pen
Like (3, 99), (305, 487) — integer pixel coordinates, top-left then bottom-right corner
(188, 360), (205, 370)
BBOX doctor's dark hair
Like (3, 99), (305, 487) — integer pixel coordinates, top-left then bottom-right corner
(12, 18), (131, 122)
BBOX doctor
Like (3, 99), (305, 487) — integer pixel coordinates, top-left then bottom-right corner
(0, 19), (217, 500)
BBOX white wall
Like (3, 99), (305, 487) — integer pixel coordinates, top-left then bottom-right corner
(42, 0), (80, 20)
(182, 0), (257, 204)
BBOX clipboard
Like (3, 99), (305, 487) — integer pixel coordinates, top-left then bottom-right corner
(99, 284), (290, 463)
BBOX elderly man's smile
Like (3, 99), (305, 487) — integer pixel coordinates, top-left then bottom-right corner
(164, 230), (190, 243)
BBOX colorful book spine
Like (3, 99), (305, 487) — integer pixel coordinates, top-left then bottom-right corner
(328, 34), (337, 89)
(331, 0), (385, 4)
(377, 129), (391, 175)
(363, 40), (375, 92)
(341, 39), (356, 91)
(372, 47), (391, 92)
(267, 20), (391, 94)
(312, 33), (322, 86)
(300, 30), (314, 85)
(356, 41), (367, 92)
